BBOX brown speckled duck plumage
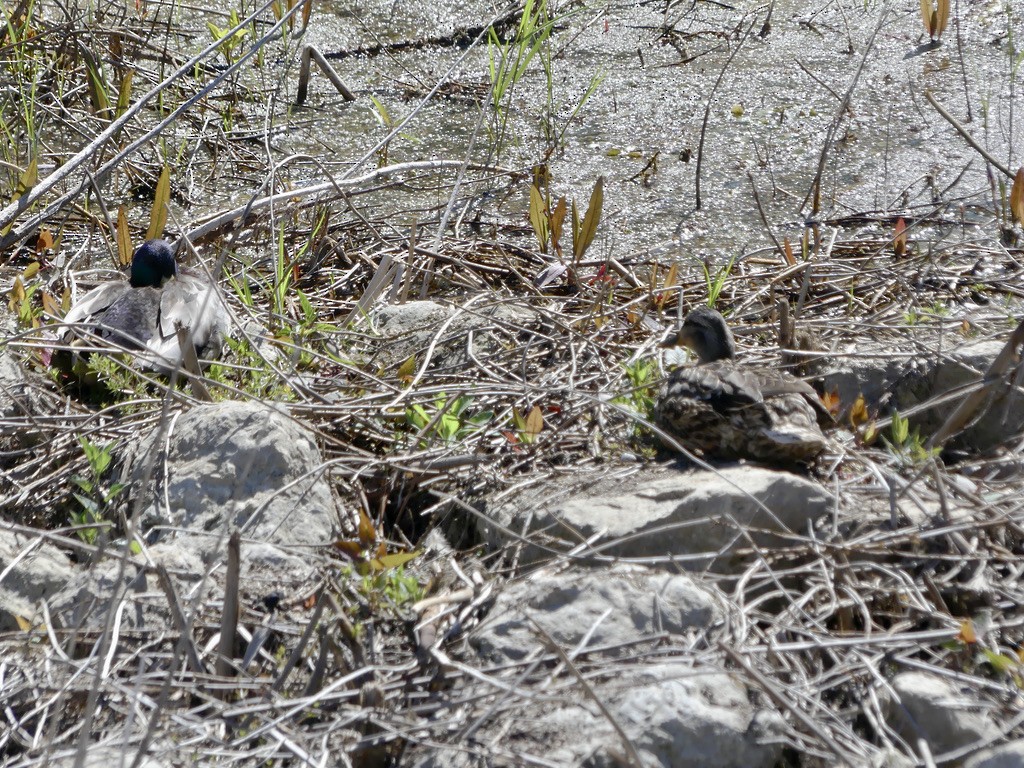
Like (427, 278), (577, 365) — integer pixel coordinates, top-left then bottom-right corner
(655, 307), (831, 464)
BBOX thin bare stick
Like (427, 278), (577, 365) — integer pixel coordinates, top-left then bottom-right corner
(695, 17), (757, 210)
(215, 530), (242, 684)
(154, 564), (206, 674)
(927, 318), (1024, 448)
(925, 91), (1012, 179)
(296, 45), (356, 104)
(183, 160), (506, 245)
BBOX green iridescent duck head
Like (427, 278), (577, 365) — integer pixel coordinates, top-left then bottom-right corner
(129, 239), (178, 288)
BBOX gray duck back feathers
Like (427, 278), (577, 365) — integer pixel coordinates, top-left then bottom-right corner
(61, 266), (229, 373)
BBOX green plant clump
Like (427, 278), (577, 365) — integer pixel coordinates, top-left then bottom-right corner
(487, 0), (603, 158)
(703, 253), (737, 308)
(343, 564), (424, 610)
(613, 358), (658, 434)
(406, 394), (493, 446)
(903, 301), (949, 326)
(70, 436), (125, 544)
(883, 411), (940, 466)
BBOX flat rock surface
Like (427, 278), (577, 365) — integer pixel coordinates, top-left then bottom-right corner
(371, 299), (538, 372)
(884, 670), (1001, 757)
(0, 526), (75, 631)
(824, 336), (1023, 450)
(483, 466), (833, 570)
(413, 663), (783, 768)
(49, 537), (320, 633)
(471, 563), (722, 663)
(965, 740), (1024, 768)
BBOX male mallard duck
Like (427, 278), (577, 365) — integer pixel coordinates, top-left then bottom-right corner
(655, 306), (831, 464)
(59, 239), (229, 373)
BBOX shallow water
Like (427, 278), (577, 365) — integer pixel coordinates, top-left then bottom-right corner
(8, 0), (1023, 275)
(235, 0), (1022, 267)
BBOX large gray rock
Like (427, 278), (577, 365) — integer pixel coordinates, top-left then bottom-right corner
(371, 299), (536, 373)
(482, 467), (833, 571)
(965, 740), (1024, 768)
(374, 300), (454, 346)
(602, 667), (784, 768)
(50, 536), (318, 634)
(824, 336), (1024, 451)
(414, 663), (784, 768)
(915, 339), (1024, 450)
(0, 526), (75, 631)
(867, 749), (916, 768)
(883, 671), (1000, 757)
(42, 402), (335, 634)
(44, 743), (172, 768)
(471, 564), (722, 663)
(50, 540), (201, 634)
(125, 401), (338, 551)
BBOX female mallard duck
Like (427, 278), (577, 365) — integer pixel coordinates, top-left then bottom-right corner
(655, 306), (832, 464)
(60, 239), (229, 373)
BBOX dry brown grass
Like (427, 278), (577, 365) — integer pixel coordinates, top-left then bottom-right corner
(3, 0), (1024, 765)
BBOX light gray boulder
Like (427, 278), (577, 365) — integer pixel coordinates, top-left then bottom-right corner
(371, 299), (537, 372)
(471, 564), (722, 663)
(124, 400), (338, 551)
(866, 748), (917, 768)
(43, 401), (335, 634)
(458, 566), (784, 767)
(598, 667), (784, 768)
(0, 526), (75, 630)
(372, 300), (467, 372)
(414, 663), (784, 768)
(374, 300), (454, 345)
(50, 537), (318, 634)
(44, 743), (172, 768)
(824, 336), (1024, 451)
(50, 540), (202, 634)
(482, 466), (833, 571)
(914, 339), (1024, 450)
(965, 740), (1024, 768)
(883, 671), (1000, 757)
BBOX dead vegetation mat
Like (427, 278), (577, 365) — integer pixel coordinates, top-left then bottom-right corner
(3, 207), (1024, 765)
(2, 1), (1024, 765)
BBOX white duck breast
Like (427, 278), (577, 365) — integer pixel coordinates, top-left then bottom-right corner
(148, 271), (230, 365)
(61, 241), (229, 373)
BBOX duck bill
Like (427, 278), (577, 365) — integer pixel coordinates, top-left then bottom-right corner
(660, 326), (699, 351)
